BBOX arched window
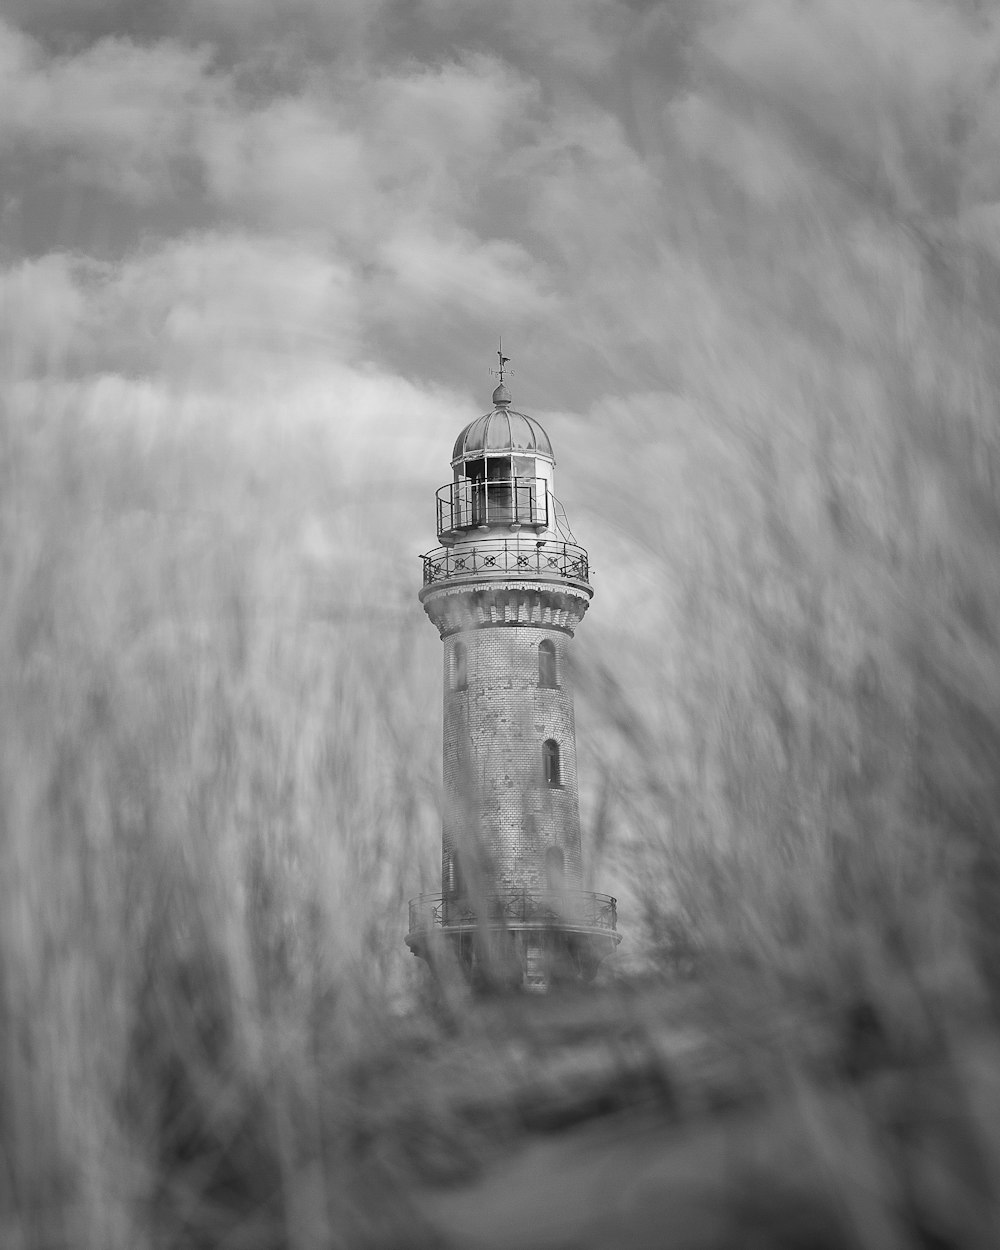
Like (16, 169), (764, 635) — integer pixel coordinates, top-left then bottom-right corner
(452, 641), (467, 691)
(542, 739), (561, 788)
(538, 638), (557, 688)
(545, 845), (565, 890)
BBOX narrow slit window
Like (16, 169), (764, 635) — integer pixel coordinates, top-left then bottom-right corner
(538, 638), (557, 688)
(542, 739), (561, 788)
(545, 845), (565, 890)
(449, 851), (465, 899)
(453, 641), (467, 690)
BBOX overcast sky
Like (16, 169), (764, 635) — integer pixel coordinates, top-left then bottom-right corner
(3, 0), (1000, 574)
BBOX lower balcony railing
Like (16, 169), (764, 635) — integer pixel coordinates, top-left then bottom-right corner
(422, 539), (590, 587)
(408, 889), (618, 935)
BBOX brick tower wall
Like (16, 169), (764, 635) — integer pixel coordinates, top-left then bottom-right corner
(441, 623), (583, 897)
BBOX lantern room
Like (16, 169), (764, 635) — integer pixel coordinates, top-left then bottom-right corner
(436, 383), (556, 542)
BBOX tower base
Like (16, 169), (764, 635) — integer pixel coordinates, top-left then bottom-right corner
(406, 891), (621, 993)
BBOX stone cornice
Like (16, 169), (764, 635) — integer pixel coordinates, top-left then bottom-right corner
(420, 580), (592, 638)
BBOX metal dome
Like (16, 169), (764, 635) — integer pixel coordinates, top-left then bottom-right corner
(452, 404), (554, 464)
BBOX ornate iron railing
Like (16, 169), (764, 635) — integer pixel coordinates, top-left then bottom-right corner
(408, 889), (618, 935)
(422, 539), (590, 587)
(436, 476), (548, 534)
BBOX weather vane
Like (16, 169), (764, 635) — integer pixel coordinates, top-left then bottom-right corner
(489, 336), (513, 384)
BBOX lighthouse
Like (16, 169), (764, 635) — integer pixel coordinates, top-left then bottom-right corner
(406, 353), (621, 990)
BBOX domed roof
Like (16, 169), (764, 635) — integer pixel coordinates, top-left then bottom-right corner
(452, 391), (554, 463)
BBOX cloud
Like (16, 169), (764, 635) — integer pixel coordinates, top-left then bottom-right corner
(196, 53), (539, 250)
(112, 234), (360, 372)
(684, 0), (1000, 221)
(377, 228), (557, 323)
(0, 21), (221, 203)
(370, 55), (539, 213)
(0, 231), (363, 384)
(95, 234), (361, 379)
(3, 0), (1000, 413)
(0, 24), (543, 258)
(0, 229), (467, 501)
(0, 252), (93, 377)
(197, 96), (372, 238)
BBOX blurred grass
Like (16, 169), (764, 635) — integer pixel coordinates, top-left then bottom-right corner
(0, 385), (445, 1248)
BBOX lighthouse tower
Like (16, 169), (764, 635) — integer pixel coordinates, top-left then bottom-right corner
(406, 355), (621, 990)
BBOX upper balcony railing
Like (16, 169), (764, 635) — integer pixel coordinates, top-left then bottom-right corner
(437, 476), (548, 535)
(407, 889), (619, 937)
(422, 539), (590, 588)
